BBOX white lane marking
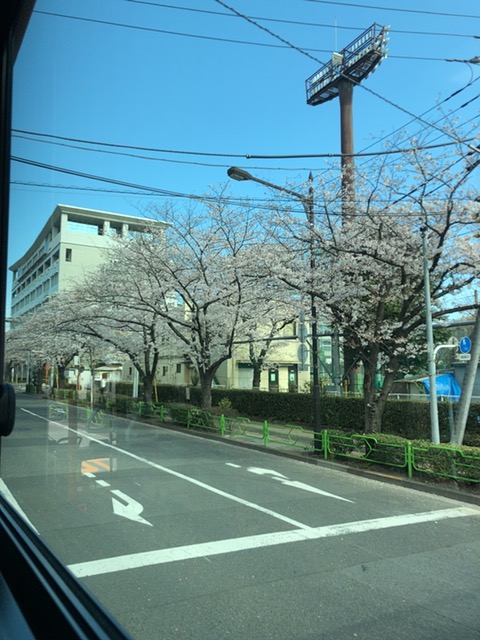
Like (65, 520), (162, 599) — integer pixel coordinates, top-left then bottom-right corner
(111, 490), (153, 527)
(246, 466), (354, 503)
(226, 463), (241, 468)
(68, 506), (480, 578)
(20, 408), (311, 530)
(95, 479), (110, 488)
(0, 478), (39, 533)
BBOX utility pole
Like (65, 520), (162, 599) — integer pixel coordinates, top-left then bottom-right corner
(453, 305), (480, 445)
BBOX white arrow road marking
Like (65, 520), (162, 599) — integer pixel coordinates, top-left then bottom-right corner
(247, 467), (288, 478)
(111, 489), (153, 527)
(245, 466), (354, 503)
(272, 478), (354, 502)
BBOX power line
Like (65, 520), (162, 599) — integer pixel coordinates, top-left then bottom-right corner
(13, 129), (244, 158)
(33, 10), (468, 63)
(11, 156), (200, 200)
(32, 4), (480, 167)
(10, 168), (477, 219)
(303, 0), (480, 20)
(123, 0), (479, 40)
(15, 53), (480, 174)
(12, 129), (474, 162)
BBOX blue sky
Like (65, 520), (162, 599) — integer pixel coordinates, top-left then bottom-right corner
(8, 0), (480, 283)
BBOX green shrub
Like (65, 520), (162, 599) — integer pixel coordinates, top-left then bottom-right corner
(166, 403), (191, 426)
(218, 397), (232, 410)
(142, 384), (480, 446)
(187, 408), (216, 432)
(110, 396), (131, 415)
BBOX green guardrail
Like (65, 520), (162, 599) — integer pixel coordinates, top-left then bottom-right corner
(324, 431), (410, 471)
(56, 399), (480, 486)
(411, 443), (480, 484)
(264, 423), (316, 452)
(223, 416), (268, 445)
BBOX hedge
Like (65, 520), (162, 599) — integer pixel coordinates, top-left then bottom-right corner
(90, 382), (480, 445)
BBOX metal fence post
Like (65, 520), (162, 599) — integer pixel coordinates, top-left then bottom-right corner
(323, 429), (329, 460)
(406, 440), (413, 479)
(219, 414), (226, 436)
(263, 420), (269, 446)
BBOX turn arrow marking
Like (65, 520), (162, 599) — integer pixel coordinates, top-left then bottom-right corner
(111, 489), (153, 526)
(272, 478), (354, 503)
(245, 466), (354, 503)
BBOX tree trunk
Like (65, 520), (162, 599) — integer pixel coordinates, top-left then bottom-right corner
(249, 341), (267, 390)
(363, 345), (379, 433)
(143, 375), (153, 403)
(199, 370), (214, 409)
(252, 363), (262, 389)
(363, 352), (400, 434)
(57, 364), (66, 388)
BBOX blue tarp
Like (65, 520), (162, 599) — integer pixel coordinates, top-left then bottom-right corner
(420, 373), (461, 401)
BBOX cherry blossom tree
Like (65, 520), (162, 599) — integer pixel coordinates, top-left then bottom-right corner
(272, 141), (480, 433)
(6, 310), (77, 391)
(50, 279), (173, 404)
(109, 194), (275, 408)
(5, 302), (114, 394)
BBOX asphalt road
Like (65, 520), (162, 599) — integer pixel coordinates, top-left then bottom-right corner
(1, 394), (480, 639)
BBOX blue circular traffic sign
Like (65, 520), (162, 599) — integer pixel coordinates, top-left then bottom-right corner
(459, 336), (471, 354)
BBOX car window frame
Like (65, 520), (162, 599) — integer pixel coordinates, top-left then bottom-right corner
(0, 4), (133, 638)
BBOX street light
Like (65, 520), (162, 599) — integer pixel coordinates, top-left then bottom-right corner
(227, 167), (322, 447)
(421, 226), (440, 444)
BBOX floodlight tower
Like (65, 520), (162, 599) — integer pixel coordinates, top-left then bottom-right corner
(305, 23), (389, 215)
(306, 24), (389, 390)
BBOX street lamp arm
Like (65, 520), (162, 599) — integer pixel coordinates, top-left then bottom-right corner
(227, 166), (310, 208)
(227, 165), (321, 443)
(433, 342), (458, 358)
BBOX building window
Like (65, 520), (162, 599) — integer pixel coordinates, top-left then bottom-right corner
(176, 363), (181, 374)
(65, 248), (72, 262)
(67, 219), (98, 235)
(162, 366), (168, 377)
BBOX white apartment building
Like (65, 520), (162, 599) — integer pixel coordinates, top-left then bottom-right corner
(9, 204), (163, 318)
